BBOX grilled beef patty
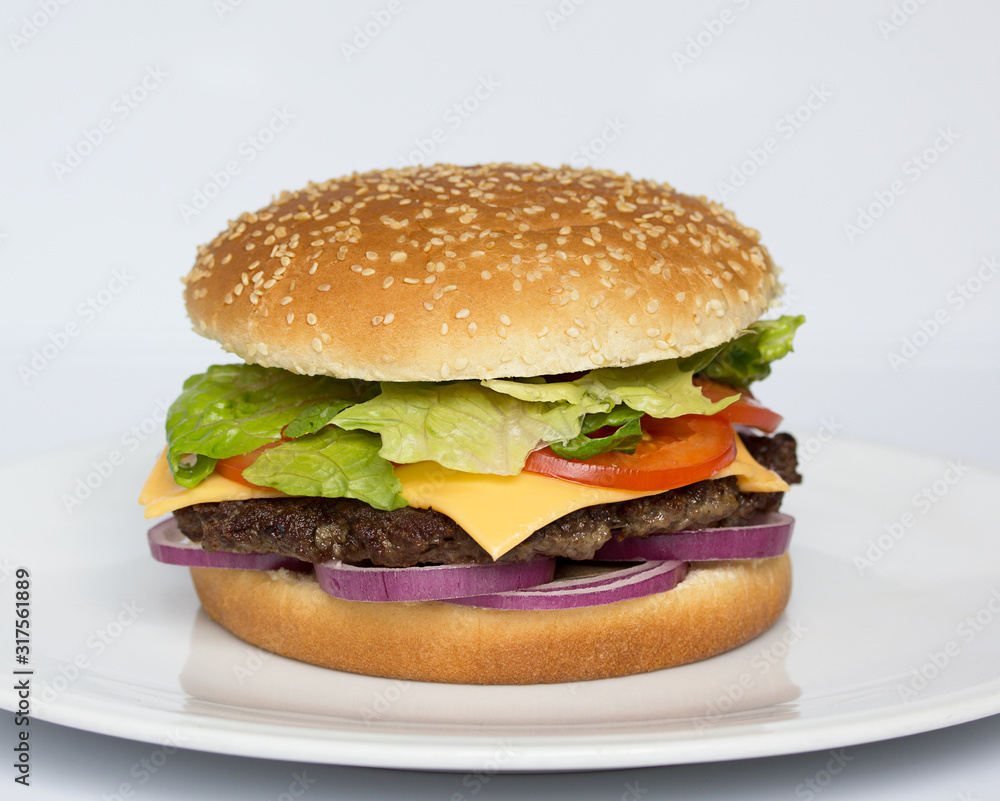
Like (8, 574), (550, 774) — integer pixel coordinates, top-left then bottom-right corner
(174, 433), (800, 567)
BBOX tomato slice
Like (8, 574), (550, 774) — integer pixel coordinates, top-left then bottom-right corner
(215, 440), (286, 488)
(524, 415), (736, 492)
(695, 377), (783, 434)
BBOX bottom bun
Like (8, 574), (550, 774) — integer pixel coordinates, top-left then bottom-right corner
(190, 554), (791, 685)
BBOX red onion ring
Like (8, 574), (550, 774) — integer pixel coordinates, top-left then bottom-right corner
(147, 518), (312, 571)
(314, 556), (557, 603)
(448, 560), (688, 610)
(594, 513), (794, 562)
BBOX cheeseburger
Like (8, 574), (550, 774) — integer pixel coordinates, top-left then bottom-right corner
(141, 163), (804, 684)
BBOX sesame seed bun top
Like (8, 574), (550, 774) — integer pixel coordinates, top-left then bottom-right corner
(182, 163), (781, 381)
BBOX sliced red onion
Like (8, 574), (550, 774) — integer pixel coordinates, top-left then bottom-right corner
(147, 518), (312, 571)
(594, 512), (794, 562)
(315, 557), (556, 603)
(448, 560), (687, 610)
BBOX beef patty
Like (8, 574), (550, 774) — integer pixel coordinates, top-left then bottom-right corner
(174, 433), (800, 567)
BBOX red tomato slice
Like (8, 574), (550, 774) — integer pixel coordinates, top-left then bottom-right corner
(524, 415), (736, 492)
(215, 440), (286, 488)
(695, 377), (783, 433)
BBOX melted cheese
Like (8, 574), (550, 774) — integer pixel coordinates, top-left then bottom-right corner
(139, 434), (788, 559)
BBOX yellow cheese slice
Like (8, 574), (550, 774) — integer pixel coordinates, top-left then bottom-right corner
(394, 463), (661, 559)
(139, 448), (286, 519)
(139, 433), (788, 559)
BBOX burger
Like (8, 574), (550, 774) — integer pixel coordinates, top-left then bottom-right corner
(140, 163), (804, 684)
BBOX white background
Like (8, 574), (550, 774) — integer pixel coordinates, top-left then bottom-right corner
(1, 0), (999, 798)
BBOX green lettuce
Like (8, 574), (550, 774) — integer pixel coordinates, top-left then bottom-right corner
(702, 315), (805, 388)
(548, 405), (644, 459)
(242, 427), (406, 511)
(332, 382), (585, 475)
(166, 364), (372, 488)
(484, 357), (736, 419)
(162, 316), (803, 499)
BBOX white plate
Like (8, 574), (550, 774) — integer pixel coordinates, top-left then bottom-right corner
(2, 437), (998, 771)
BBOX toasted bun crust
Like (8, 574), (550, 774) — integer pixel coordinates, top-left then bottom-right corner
(183, 164), (781, 381)
(189, 554), (791, 684)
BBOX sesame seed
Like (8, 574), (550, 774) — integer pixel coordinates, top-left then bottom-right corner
(390, 251), (407, 262)
(500, 314), (511, 326)
(424, 302), (434, 310)
(675, 292), (686, 302)
(371, 315), (384, 325)
(318, 283), (330, 291)
(361, 268), (376, 276)
(280, 296), (293, 305)
(646, 300), (659, 313)
(383, 277), (394, 289)
(366, 251), (378, 260)
(481, 270), (491, 279)
(263, 279), (276, 289)
(440, 323), (448, 335)
(311, 338), (323, 352)
(455, 357), (469, 370)
(286, 312), (294, 324)
(306, 313), (317, 325)
(455, 308), (470, 319)
(467, 322), (477, 336)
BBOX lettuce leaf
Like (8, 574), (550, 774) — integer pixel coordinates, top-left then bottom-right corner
(242, 427), (406, 511)
(702, 315), (805, 388)
(548, 406), (644, 459)
(332, 382), (585, 475)
(166, 364), (372, 488)
(484, 357), (736, 420)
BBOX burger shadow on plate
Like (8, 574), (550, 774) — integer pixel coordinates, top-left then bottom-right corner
(177, 604), (801, 735)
